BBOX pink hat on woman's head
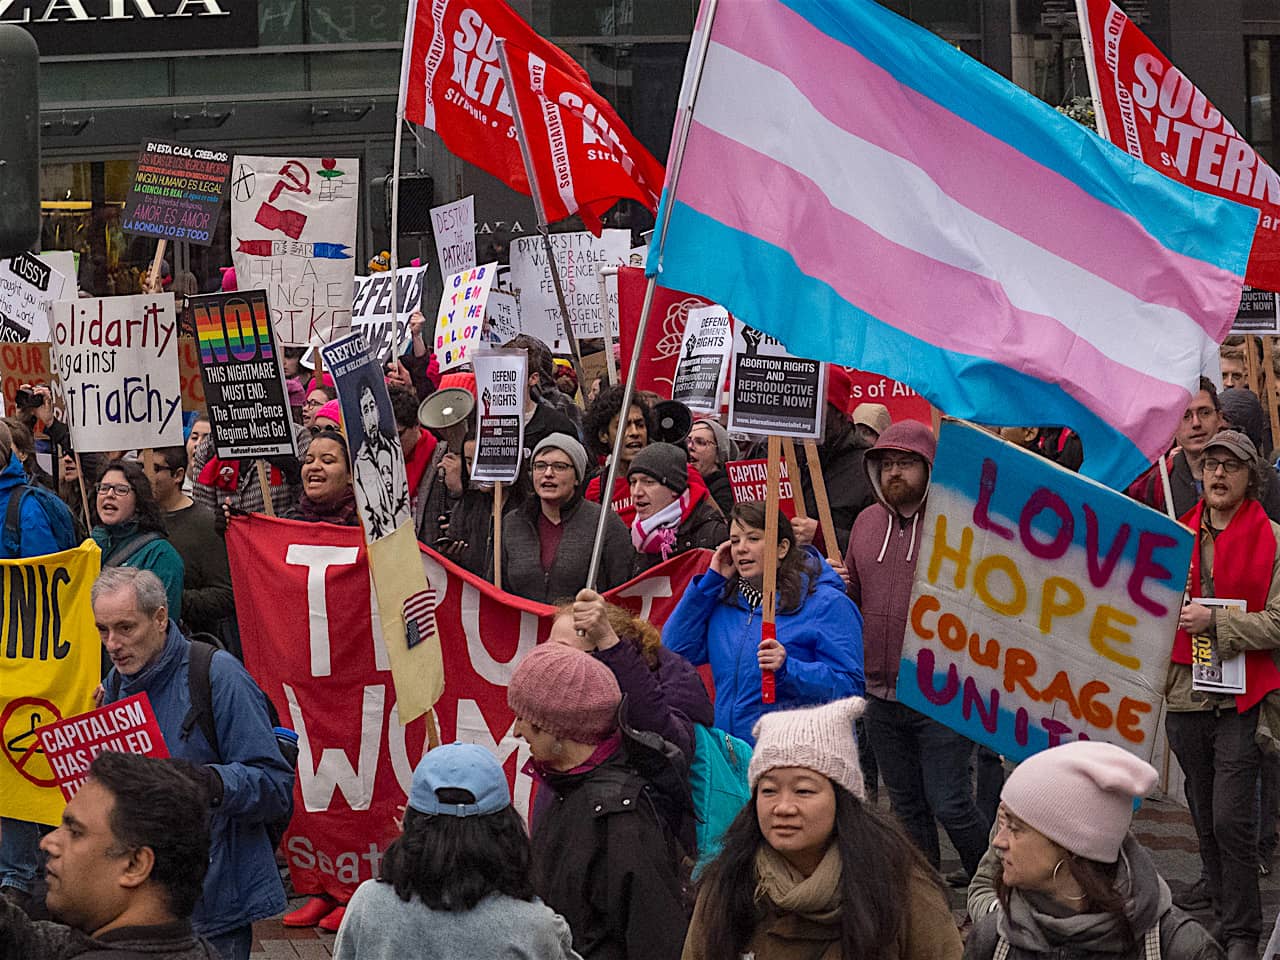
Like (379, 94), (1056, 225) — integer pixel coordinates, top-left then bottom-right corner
(507, 643), (620, 744)
(748, 698), (866, 799)
(314, 399), (342, 429)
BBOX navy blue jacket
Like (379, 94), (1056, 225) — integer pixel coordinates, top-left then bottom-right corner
(104, 623), (293, 937)
(0, 454), (65, 558)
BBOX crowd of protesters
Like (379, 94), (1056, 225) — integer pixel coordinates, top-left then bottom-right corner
(7, 311), (1280, 960)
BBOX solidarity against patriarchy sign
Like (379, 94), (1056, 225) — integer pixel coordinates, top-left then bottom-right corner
(897, 420), (1192, 763)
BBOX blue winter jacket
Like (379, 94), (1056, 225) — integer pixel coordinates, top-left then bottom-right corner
(662, 548), (865, 744)
(0, 454), (64, 558)
(103, 622), (293, 938)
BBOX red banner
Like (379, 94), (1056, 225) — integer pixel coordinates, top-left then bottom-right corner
(227, 514), (708, 901)
(616, 266), (713, 397)
(403, 0), (590, 197)
(501, 38), (665, 234)
(845, 370), (932, 426)
(37, 694), (168, 801)
(1079, 0), (1280, 290)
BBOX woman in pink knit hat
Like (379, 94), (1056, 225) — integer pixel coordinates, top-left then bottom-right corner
(964, 740), (1220, 960)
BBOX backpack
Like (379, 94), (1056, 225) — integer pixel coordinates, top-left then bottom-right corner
(109, 636), (298, 850)
(4, 483), (81, 556)
(690, 724), (753, 878)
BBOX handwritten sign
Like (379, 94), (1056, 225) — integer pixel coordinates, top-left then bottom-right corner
(472, 348), (527, 484)
(509, 229), (629, 351)
(897, 420), (1192, 763)
(351, 265), (429, 361)
(0, 343), (64, 422)
(0, 253), (70, 343)
(483, 290), (521, 345)
(430, 196), (477, 276)
(52, 294), (182, 453)
(728, 325), (826, 439)
(727, 458), (797, 519)
(230, 155), (359, 346)
(191, 290), (297, 460)
(37, 694), (168, 801)
(434, 264), (496, 372)
(119, 140), (231, 247)
(177, 337), (206, 412)
(673, 305), (732, 414)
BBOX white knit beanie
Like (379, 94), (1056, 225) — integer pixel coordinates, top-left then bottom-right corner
(748, 698), (866, 799)
(1000, 741), (1157, 863)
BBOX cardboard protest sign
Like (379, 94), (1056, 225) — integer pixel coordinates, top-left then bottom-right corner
(1233, 287), (1280, 336)
(119, 140), (231, 247)
(0, 252), (71, 343)
(846, 369), (933, 426)
(434, 264), (496, 372)
(483, 290), (521, 345)
(177, 337), (206, 412)
(51, 294), (182, 453)
(231, 155), (359, 346)
(728, 325), (826, 439)
(351, 265), (429, 362)
(472, 348), (527, 484)
(616, 265), (713, 397)
(727, 458), (797, 519)
(0, 542), (103, 824)
(227, 514), (706, 900)
(430, 196), (477, 276)
(509, 230), (629, 351)
(897, 419), (1192, 762)
(191, 290), (296, 459)
(37, 693), (169, 801)
(673, 305), (732, 413)
(0, 342), (64, 421)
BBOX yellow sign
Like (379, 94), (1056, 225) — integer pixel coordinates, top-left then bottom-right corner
(0, 542), (102, 825)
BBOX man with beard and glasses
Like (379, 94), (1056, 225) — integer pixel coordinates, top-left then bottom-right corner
(841, 422), (990, 885)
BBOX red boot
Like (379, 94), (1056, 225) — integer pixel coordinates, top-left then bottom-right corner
(281, 896), (334, 928)
(317, 906), (346, 932)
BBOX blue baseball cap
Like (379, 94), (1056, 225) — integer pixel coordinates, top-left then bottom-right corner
(408, 743), (511, 817)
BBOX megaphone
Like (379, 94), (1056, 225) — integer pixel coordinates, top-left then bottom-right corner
(418, 387), (475, 450)
(652, 400), (692, 445)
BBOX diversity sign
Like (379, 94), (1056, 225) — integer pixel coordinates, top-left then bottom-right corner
(51, 294), (183, 453)
(430, 196), (477, 276)
(728, 325), (826, 439)
(351, 265), (429, 362)
(0, 542), (103, 825)
(37, 694), (168, 801)
(0, 253), (70, 343)
(119, 140), (232, 247)
(190, 290), (296, 459)
(897, 420), (1192, 762)
(509, 229), (629, 351)
(672, 305), (732, 413)
(472, 348), (527, 484)
(230, 155), (359, 346)
(434, 264), (496, 372)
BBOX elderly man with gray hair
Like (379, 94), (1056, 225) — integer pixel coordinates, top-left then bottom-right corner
(93, 567), (294, 960)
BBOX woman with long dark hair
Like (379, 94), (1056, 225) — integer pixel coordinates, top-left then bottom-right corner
(92, 458), (184, 617)
(333, 742), (581, 960)
(291, 426), (359, 526)
(684, 698), (961, 960)
(964, 741), (1221, 960)
(662, 500), (864, 744)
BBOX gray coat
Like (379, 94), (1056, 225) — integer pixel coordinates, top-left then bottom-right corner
(502, 495), (632, 603)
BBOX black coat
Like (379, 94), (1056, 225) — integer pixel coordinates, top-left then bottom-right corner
(631, 496), (727, 576)
(702, 466), (736, 516)
(797, 429), (874, 555)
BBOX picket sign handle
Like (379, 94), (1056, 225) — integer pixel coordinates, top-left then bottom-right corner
(781, 438), (807, 520)
(492, 480), (503, 589)
(598, 265), (619, 387)
(803, 439), (840, 565)
(74, 452), (91, 530)
(761, 435), (782, 704)
(142, 448), (154, 477)
(1247, 335), (1262, 396)
(1264, 337), (1280, 458)
(147, 240), (167, 292)
(256, 461), (276, 518)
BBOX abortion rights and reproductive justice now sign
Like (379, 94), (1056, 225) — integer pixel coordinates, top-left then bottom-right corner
(897, 420), (1192, 763)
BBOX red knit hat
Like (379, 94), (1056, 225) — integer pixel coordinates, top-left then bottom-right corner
(825, 365), (852, 415)
(507, 643), (621, 744)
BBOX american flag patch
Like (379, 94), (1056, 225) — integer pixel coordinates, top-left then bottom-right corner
(403, 589), (438, 650)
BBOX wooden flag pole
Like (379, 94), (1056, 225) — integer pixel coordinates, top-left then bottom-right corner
(256, 461), (276, 517)
(1263, 337), (1280, 457)
(492, 480), (504, 588)
(781, 438), (808, 521)
(761, 434), (782, 705)
(803, 438), (841, 564)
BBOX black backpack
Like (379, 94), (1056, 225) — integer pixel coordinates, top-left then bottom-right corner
(109, 637), (298, 849)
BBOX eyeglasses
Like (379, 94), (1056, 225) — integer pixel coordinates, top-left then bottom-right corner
(1203, 457), (1246, 475)
(531, 460), (574, 475)
(687, 435), (715, 449)
(880, 456), (922, 471)
(96, 482), (133, 496)
(304, 398), (325, 410)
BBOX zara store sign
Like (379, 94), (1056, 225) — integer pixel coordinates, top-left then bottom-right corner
(5, 0), (258, 55)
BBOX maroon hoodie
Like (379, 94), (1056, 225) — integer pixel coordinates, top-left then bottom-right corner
(842, 421), (936, 700)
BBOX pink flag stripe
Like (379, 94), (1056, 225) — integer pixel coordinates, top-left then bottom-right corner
(681, 123), (1191, 458)
(711, 0), (1240, 340)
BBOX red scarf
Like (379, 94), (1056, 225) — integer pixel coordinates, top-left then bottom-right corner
(404, 429), (438, 496)
(1172, 497), (1280, 711)
(197, 457), (282, 492)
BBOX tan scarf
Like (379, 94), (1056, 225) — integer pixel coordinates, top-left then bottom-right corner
(754, 843), (843, 924)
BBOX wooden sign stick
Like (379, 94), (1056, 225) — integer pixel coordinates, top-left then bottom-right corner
(1247, 335), (1262, 396)
(74, 452), (92, 528)
(803, 438), (841, 564)
(1263, 337), (1280, 457)
(256, 461), (276, 517)
(147, 240), (167, 292)
(492, 480), (503, 588)
(761, 434), (782, 705)
(781, 438), (808, 521)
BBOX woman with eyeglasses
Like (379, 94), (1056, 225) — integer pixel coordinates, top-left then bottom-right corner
(92, 459), (185, 617)
(500, 433), (632, 603)
(686, 419), (737, 517)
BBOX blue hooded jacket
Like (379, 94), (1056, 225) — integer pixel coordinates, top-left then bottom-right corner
(0, 454), (65, 558)
(662, 547), (865, 744)
(104, 622), (293, 937)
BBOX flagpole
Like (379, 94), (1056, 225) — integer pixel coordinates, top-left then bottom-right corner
(390, 0), (419, 359)
(584, 0), (721, 591)
(1072, 0), (1112, 141)
(496, 38), (588, 389)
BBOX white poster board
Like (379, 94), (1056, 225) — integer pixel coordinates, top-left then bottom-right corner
(472, 348), (528, 484)
(434, 263), (497, 372)
(727, 325), (826, 439)
(509, 229), (629, 352)
(430, 196), (477, 277)
(672, 305), (732, 414)
(483, 290), (521, 345)
(351, 265), (430, 361)
(0, 253), (71, 343)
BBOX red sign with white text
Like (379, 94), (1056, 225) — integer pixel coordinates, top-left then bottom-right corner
(726, 458), (797, 519)
(1079, 0), (1280, 290)
(36, 694), (168, 801)
(227, 514), (708, 901)
(845, 369), (932, 426)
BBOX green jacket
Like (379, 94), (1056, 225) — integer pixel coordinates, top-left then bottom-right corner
(92, 521), (185, 619)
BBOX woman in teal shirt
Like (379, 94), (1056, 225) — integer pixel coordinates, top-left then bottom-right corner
(92, 459), (185, 619)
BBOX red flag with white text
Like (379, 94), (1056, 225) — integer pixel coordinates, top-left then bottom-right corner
(1077, 0), (1280, 290)
(499, 37), (666, 234)
(616, 266), (713, 398)
(400, 0), (590, 195)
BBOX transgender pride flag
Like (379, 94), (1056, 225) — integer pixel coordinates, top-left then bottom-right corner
(646, 0), (1259, 488)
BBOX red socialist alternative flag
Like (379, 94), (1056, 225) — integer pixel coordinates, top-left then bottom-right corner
(400, 0), (590, 195)
(500, 37), (666, 234)
(1077, 0), (1280, 290)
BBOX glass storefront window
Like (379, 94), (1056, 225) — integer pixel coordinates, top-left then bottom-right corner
(533, 0), (695, 37)
(308, 51), (403, 91)
(307, 0), (407, 43)
(42, 60), (169, 106)
(1248, 37), (1277, 165)
(174, 55), (308, 96)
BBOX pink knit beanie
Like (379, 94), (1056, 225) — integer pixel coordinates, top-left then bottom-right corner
(507, 643), (621, 744)
(1000, 741), (1157, 863)
(748, 698), (866, 799)
(314, 399), (342, 428)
